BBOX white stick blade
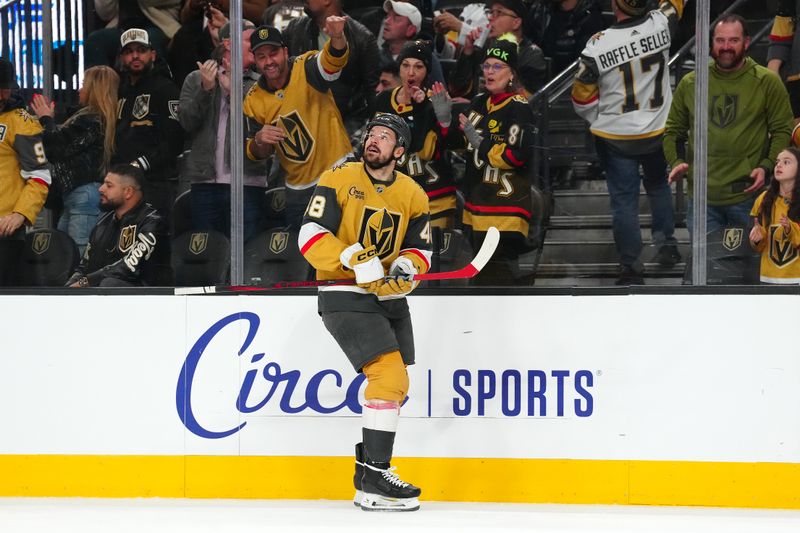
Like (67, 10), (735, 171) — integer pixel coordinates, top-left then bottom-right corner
(470, 226), (500, 273)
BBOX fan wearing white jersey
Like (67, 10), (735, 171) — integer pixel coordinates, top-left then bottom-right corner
(572, 0), (683, 285)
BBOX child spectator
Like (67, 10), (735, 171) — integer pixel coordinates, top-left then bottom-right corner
(749, 147), (800, 284)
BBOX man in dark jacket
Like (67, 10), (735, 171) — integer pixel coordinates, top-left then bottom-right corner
(524, 0), (607, 75)
(67, 164), (164, 288)
(113, 28), (184, 220)
(282, 0), (379, 136)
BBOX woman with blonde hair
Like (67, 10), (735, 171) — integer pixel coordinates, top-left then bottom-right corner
(31, 65), (119, 253)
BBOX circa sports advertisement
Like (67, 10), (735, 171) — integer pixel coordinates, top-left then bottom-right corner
(0, 294), (797, 465)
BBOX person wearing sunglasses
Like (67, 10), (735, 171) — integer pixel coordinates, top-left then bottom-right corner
(433, 35), (537, 285)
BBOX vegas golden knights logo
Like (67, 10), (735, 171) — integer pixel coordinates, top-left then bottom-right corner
(358, 207), (401, 259)
(277, 111), (314, 162)
(132, 94), (151, 120)
(119, 225), (136, 252)
(722, 227), (743, 251)
(769, 226), (798, 267)
(31, 232), (51, 255)
(189, 233), (208, 255)
(711, 94), (737, 129)
(271, 188), (286, 212)
(269, 231), (289, 254)
(439, 231), (452, 254)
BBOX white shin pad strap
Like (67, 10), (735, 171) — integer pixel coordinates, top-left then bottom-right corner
(362, 401), (400, 433)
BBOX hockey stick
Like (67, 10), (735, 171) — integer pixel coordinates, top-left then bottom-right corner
(174, 226), (500, 295)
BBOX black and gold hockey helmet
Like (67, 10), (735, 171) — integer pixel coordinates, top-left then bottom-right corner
(365, 112), (412, 150)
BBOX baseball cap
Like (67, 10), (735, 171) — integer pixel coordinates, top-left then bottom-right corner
(0, 58), (18, 89)
(383, 0), (422, 31)
(250, 26), (285, 52)
(488, 0), (528, 18)
(219, 20), (256, 41)
(120, 28), (151, 50)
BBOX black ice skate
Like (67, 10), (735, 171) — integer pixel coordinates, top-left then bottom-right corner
(360, 461), (421, 512)
(353, 443), (365, 507)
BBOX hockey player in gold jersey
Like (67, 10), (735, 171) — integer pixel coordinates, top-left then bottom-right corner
(244, 18), (353, 228)
(298, 114), (431, 511)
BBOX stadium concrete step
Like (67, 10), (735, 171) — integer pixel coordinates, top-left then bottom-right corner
(536, 177), (688, 285)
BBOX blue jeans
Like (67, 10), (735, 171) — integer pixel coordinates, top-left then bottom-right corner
(685, 197), (755, 237)
(57, 182), (101, 256)
(598, 143), (676, 266)
(190, 183), (265, 242)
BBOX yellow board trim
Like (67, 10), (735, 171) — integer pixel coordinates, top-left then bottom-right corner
(1, 456), (800, 509)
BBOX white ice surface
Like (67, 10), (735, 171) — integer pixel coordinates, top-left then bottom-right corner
(1, 498), (800, 533)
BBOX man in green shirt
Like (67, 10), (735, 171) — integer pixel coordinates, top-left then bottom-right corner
(664, 14), (793, 232)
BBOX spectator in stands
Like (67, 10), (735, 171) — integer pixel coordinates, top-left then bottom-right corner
(380, 0), (447, 84)
(282, 0), (379, 138)
(449, 0), (547, 98)
(434, 36), (537, 285)
(375, 40), (456, 228)
(768, 0), (800, 122)
(179, 24), (268, 242)
(66, 164), (164, 287)
(0, 58), (51, 286)
(432, 3), (488, 60)
(168, 3), (229, 87)
(376, 58), (401, 93)
(571, 0), (683, 285)
(243, 20), (352, 229)
(31, 66), (119, 256)
(262, 0), (305, 30)
(113, 28), (184, 222)
(664, 15), (794, 234)
(749, 147), (800, 284)
(524, 0), (606, 75)
(86, 0), (180, 68)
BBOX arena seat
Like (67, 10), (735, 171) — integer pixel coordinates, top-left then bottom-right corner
(16, 229), (79, 286)
(171, 230), (231, 286)
(171, 189), (192, 238)
(244, 226), (312, 285)
(683, 226), (760, 285)
(262, 187), (287, 230)
(429, 226), (473, 287)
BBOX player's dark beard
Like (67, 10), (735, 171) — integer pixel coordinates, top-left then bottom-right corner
(363, 150), (395, 170)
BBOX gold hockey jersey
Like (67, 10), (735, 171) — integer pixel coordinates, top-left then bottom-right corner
(750, 191), (800, 284)
(243, 42), (352, 190)
(298, 162), (432, 305)
(0, 107), (51, 223)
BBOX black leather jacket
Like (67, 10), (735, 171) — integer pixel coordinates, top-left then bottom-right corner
(282, 14), (379, 123)
(67, 200), (163, 286)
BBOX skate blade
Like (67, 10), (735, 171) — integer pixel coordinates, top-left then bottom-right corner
(353, 489), (364, 507)
(360, 494), (420, 512)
